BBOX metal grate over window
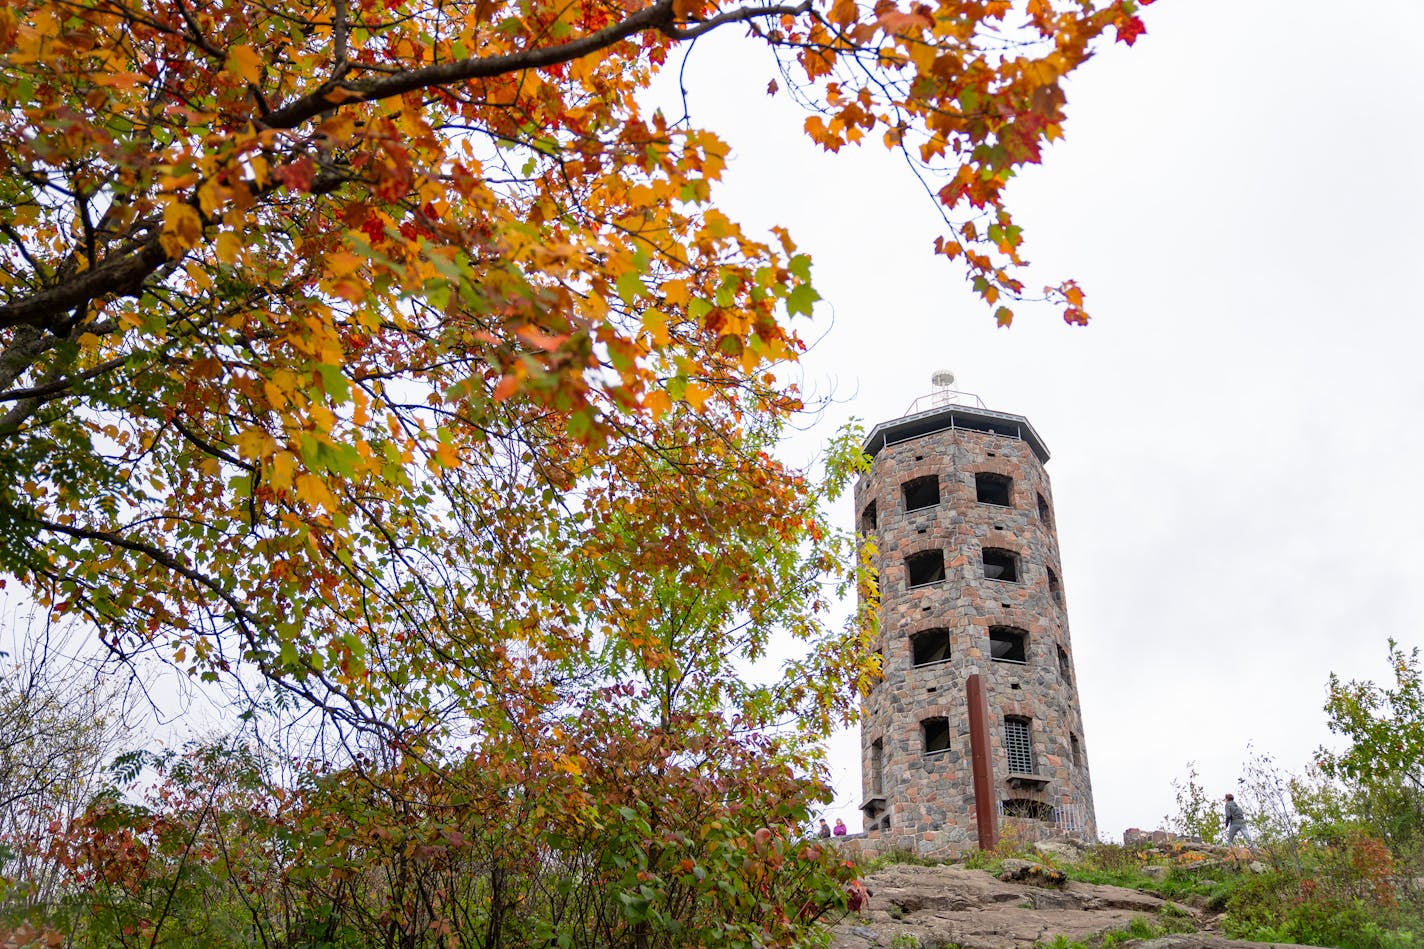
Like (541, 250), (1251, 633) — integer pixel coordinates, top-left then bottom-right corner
(1004, 718), (1034, 774)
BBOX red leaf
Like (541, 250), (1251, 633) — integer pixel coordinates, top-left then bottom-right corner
(1115, 15), (1146, 46)
(274, 157), (316, 191)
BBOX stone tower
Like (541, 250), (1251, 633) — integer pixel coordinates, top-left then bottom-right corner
(855, 388), (1096, 853)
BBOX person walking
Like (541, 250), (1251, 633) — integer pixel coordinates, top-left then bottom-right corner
(1224, 793), (1253, 846)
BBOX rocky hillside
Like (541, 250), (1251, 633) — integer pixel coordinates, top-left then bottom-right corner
(828, 859), (1324, 949)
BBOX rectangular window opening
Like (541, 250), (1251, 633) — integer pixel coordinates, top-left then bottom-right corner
(1057, 644), (1071, 680)
(1070, 733), (1082, 767)
(870, 738), (884, 794)
(922, 717), (951, 755)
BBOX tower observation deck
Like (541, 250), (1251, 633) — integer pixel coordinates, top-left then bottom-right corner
(855, 390), (1096, 852)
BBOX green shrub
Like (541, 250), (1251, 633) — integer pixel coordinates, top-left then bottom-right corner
(1084, 842), (1148, 873)
(866, 846), (946, 871)
(1224, 873), (1421, 949)
(962, 849), (997, 872)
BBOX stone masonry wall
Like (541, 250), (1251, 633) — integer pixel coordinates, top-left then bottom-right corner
(855, 420), (1096, 853)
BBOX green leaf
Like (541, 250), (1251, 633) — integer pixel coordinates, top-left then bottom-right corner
(316, 363), (350, 403)
(788, 254), (813, 282)
(616, 271), (647, 305)
(786, 284), (819, 317)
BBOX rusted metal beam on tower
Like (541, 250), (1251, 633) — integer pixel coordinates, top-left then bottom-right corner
(966, 672), (998, 852)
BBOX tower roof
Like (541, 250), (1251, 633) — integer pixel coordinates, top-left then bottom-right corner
(863, 402), (1051, 464)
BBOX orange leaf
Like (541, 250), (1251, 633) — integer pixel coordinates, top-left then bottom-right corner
(644, 390), (672, 419)
(492, 374), (519, 401)
(225, 45), (263, 84)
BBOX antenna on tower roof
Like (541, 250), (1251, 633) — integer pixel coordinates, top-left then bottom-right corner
(904, 369), (986, 415)
(930, 369), (957, 408)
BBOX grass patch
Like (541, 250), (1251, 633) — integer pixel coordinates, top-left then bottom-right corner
(863, 846), (951, 872)
(1034, 907), (1197, 949)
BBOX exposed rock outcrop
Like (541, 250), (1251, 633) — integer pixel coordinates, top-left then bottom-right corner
(827, 864), (1321, 949)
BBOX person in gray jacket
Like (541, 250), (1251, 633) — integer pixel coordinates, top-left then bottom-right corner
(1224, 793), (1253, 846)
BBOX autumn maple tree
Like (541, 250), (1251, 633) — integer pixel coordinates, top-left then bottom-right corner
(0, 0), (1150, 700)
(1, 0), (1149, 941)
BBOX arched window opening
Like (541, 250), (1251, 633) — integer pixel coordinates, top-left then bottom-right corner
(902, 475), (940, 512)
(911, 629), (952, 666)
(989, 627), (1028, 664)
(861, 500), (878, 532)
(975, 472), (1012, 507)
(1046, 566), (1063, 606)
(1001, 798), (1053, 821)
(982, 548), (1019, 583)
(906, 550), (945, 587)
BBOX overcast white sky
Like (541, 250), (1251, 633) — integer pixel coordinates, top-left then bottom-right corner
(656, 0), (1424, 838)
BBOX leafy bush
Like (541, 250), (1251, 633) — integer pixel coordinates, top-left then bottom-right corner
(1168, 763), (1220, 844)
(1083, 842), (1148, 873)
(866, 847), (948, 872)
(1225, 874), (1418, 949)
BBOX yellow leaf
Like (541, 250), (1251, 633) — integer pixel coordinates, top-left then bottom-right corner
(641, 309), (670, 346)
(309, 404), (336, 433)
(262, 379), (288, 410)
(434, 442), (459, 468)
(159, 171), (199, 191)
(215, 232), (241, 264)
(662, 279), (690, 307)
(295, 473), (337, 512)
(317, 113), (356, 144)
(247, 154), (270, 186)
(270, 451), (296, 490)
(910, 42), (937, 74)
(197, 180), (227, 215)
(235, 426), (273, 460)
(226, 45), (263, 85)
(160, 202), (204, 259)
(326, 251), (363, 277)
